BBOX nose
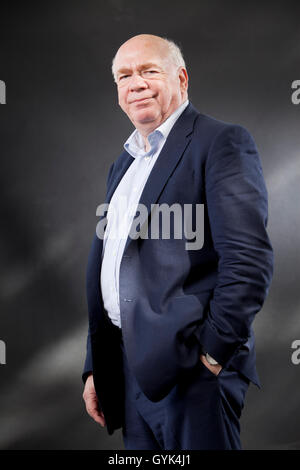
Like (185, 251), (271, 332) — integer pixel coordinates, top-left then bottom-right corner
(129, 73), (148, 92)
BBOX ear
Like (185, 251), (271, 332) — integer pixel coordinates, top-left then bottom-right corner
(178, 67), (188, 95)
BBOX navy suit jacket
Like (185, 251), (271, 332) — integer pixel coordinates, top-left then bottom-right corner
(82, 102), (274, 435)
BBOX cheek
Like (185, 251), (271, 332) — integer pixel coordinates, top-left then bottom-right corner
(118, 90), (127, 108)
(156, 85), (172, 109)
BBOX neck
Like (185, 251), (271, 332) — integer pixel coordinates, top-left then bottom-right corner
(143, 136), (151, 152)
(137, 97), (188, 152)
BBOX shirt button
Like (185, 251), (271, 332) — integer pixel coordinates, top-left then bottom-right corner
(144, 156), (150, 160)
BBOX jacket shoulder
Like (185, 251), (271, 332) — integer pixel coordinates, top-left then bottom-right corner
(188, 107), (256, 156)
(193, 110), (250, 140)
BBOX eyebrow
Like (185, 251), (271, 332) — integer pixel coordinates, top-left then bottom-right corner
(117, 62), (162, 76)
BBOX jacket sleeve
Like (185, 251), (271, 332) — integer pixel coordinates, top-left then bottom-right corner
(197, 124), (274, 367)
(81, 161), (115, 384)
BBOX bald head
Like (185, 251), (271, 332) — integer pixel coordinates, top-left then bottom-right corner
(112, 33), (189, 138)
(112, 34), (186, 82)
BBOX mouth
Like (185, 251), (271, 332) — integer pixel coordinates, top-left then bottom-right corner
(130, 97), (153, 105)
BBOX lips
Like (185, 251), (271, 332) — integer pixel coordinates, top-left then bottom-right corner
(130, 97), (153, 104)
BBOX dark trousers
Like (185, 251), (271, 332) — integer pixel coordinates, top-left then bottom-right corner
(119, 334), (250, 450)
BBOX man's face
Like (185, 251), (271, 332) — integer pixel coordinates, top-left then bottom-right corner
(114, 38), (188, 134)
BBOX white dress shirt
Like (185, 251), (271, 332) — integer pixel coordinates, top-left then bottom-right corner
(100, 100), (189, 328)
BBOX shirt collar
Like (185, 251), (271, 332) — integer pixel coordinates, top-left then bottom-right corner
(124, 99), (189, 159)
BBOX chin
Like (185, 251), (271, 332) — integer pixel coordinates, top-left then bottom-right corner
(133, 109), (158, 125)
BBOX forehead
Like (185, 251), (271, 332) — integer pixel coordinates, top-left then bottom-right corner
(115, 41), (169, 72)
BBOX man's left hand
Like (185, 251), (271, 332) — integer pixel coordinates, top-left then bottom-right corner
(200, 354), (223, 376)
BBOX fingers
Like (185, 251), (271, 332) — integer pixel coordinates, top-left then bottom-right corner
(83, 375), (106, 427)
(86, 399), (106, 427)
(199, 354), (222, 376)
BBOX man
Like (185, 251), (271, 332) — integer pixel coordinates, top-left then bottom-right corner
(82, 34), (273, 450)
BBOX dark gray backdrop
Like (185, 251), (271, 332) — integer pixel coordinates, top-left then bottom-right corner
(0, 0), (299, 449)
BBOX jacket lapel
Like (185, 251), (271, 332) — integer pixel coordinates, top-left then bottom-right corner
(123, 102), (199, 254)
(105, 151), (134, 204)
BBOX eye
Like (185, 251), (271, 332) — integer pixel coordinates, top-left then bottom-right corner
(119, 75), (130, 81)
(144, 70), (158, 75)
